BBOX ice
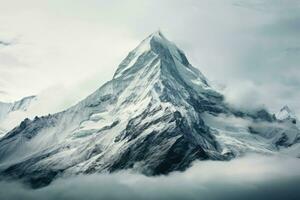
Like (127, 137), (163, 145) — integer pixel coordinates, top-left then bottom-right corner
(0, 31), (299, 187)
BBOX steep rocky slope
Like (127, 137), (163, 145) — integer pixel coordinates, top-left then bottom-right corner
(0, 32), (298, 188)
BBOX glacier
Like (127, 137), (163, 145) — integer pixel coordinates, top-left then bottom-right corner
(0, 31), (299, 188)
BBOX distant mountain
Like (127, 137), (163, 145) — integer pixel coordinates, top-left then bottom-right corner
(0, 32), (299, 188)
(276, 105), (298, 124)
(0, 96), (36, 138)
(0, 128), (6, 138)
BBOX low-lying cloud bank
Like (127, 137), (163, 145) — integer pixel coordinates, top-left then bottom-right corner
(1, 154), (300, 200)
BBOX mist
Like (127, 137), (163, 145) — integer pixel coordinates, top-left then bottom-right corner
(1, 0), (300, 117)
(0, 154), (300, 200)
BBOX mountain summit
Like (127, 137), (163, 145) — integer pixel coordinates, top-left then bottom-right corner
(114, 30), (209, 86)
(276, 105), (298, 123)
(0, 32), (299, 188)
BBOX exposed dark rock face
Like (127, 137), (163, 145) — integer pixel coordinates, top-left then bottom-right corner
(0, 31), (299, 189)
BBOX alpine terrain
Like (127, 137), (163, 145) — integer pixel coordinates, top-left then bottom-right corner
(0, 96), (36, 138)
(0, 31), (299, 188)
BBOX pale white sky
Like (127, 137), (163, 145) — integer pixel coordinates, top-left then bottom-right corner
(0, 0), (299, 116)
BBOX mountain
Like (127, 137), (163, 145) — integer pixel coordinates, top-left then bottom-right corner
(276, 105), (298, 124)
(0, 128), (6, 138)
(0, 31), (299, 188)
(0, 95), (36, 120)
(275, 106), (300, 157)
(0, 96), (36, 138)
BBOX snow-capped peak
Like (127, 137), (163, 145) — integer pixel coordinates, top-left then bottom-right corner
(147, 30), (166, 40)
(276, 105), (297, 122)
(113, 31), (208, 88)
(113, 31), (175, 79)
(140, 30), (169, 46)
(1, 31), (300, 188)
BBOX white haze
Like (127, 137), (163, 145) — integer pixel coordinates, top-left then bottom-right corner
(0, 154), (300, 200)
(0, 0), (300, 117)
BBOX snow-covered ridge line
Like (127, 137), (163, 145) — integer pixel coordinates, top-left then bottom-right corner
(0, 95), (36, 138)
(0, 95), (37, 120)
(0, 31), (299, 188)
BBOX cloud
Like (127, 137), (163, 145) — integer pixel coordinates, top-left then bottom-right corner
(222, 79), (300, 118)
(0, 154), (300, 200)
(222, 80), (265, 110)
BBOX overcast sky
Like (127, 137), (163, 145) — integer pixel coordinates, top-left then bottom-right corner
(0, 0), (299, 116)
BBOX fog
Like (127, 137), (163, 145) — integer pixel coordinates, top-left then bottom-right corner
(1, 0), (300, 117)
(0, 154), (300, 200)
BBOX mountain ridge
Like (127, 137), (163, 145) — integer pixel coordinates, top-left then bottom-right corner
(0, 95), (36, 138)
(0, 32), (299, 188)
